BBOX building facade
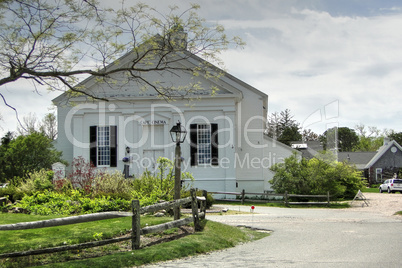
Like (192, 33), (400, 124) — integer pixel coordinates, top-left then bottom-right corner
(53, 50), (297, 195)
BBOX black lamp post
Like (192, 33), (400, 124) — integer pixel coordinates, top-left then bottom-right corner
(169, 121), (187, 220)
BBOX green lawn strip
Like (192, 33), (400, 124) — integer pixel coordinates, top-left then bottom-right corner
(360, 187), (380, 193)
(215, 201), (350, 209)
(1, 213), (269, 267)
(0, 213), (170, 254)
(38, 221), (269, 268)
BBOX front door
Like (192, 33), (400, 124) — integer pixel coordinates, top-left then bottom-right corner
(141, 124), (166, 173)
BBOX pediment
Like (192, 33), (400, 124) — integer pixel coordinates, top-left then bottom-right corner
(53, 50), (264, 105)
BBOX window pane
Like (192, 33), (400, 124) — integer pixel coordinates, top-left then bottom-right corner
(98, 126), (110, 166)
(197, 124), (211, 164)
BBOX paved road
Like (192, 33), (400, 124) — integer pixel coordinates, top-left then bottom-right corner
(146, 204), (402, 268)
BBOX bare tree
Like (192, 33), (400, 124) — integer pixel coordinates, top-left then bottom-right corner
(17, 113), (39, 136)
(0, 0), (244, 111)
(16, 112), (57, 139)
(40, 113), (57, 140)
(354, 124), (385, 151)
(354, 123), (381, 138)
(302, 129), (319, 141)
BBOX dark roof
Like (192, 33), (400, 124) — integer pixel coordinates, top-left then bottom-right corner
(338, 152), (377, 169)
(338, 140), (402, 170)
(291, 141), (323, 160)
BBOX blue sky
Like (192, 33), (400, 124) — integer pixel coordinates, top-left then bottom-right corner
(1, 0), (402, 137)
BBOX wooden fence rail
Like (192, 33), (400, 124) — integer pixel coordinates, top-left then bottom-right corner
(0, 188), (207, 258)
(211, 190), (331, 206)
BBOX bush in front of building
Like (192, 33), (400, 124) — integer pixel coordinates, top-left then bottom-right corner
(131, 157), (194, 206)
(13, 190), (131, 215)
(92, 171), (132, 200)
(19, 169), (54, 195)
(270, 152), (366, 199)
(3, 157), (197, 215)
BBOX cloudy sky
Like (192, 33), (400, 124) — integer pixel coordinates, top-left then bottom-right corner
(1, 0), (402, 137)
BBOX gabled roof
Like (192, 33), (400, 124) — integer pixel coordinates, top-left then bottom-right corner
(52, 41), (267, 105)
(338, 152), (377, 169)
(364, 140), (402, 169)
(337, 140), (402, 170)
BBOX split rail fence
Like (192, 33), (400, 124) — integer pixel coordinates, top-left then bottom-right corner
(211, 190), (331, 206)
(0, 188), (207, 259)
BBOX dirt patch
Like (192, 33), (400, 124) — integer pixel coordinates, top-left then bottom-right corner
(347, 192), (402, 217)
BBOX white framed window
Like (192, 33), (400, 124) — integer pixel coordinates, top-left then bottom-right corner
(197, 124), (211, 164)
(97, 126), (111, 166)
(190, 123), (218, 166)
(90, 126), (117, 167)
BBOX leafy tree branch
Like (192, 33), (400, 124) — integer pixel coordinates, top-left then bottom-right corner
(0, 0), (244, 105)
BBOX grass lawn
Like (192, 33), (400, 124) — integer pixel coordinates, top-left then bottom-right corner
(0, 213), (269, 267)
(361, 187), (380, 193)
(215, 200), (350, 209)
(0, 213), (169, 254)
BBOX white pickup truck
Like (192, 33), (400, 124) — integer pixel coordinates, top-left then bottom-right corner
(379, 179), (402, 193)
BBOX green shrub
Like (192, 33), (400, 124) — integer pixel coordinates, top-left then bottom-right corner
(92, 171), (132, 198)
(7, 157), (197, 215)
(93, 191), (132, 201)
(270, 152), (366, 199)
(14, 190), (131, 215)
(0, 184), (24, 203)
(131, 170), (174, 206)
(19, 169), (54, 195)
(131, 158), (175, 206)
(131, 157), (194, 206)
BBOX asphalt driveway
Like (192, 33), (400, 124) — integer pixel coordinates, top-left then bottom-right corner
(147, 194), (402, 268)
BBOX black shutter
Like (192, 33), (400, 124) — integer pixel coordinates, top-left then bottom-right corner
(211, 123), (219, 166)
(110, 126), (117, 167)
(190, 124), (197, 166)
(89, 126), (97, 167)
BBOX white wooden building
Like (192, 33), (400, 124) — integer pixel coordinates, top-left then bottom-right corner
(53, 45), (297, 195)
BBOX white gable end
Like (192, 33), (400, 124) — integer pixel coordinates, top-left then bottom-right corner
(53, 48), (294, 197)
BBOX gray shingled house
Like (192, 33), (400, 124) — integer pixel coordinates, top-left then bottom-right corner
(339, 139), (402, 184)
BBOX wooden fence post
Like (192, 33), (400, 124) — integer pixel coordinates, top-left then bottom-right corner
(241, 189), (245, 205)
(131, 200), (140, 250)
(190, 189), (202, 231)
(284, 191), (288, 207)
(200, 190), (207, 219)
(327, 191), (330, 206)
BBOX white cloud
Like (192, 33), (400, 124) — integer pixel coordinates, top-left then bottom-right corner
(2, 1), (402, 138)
(218, 6), (402, 133)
